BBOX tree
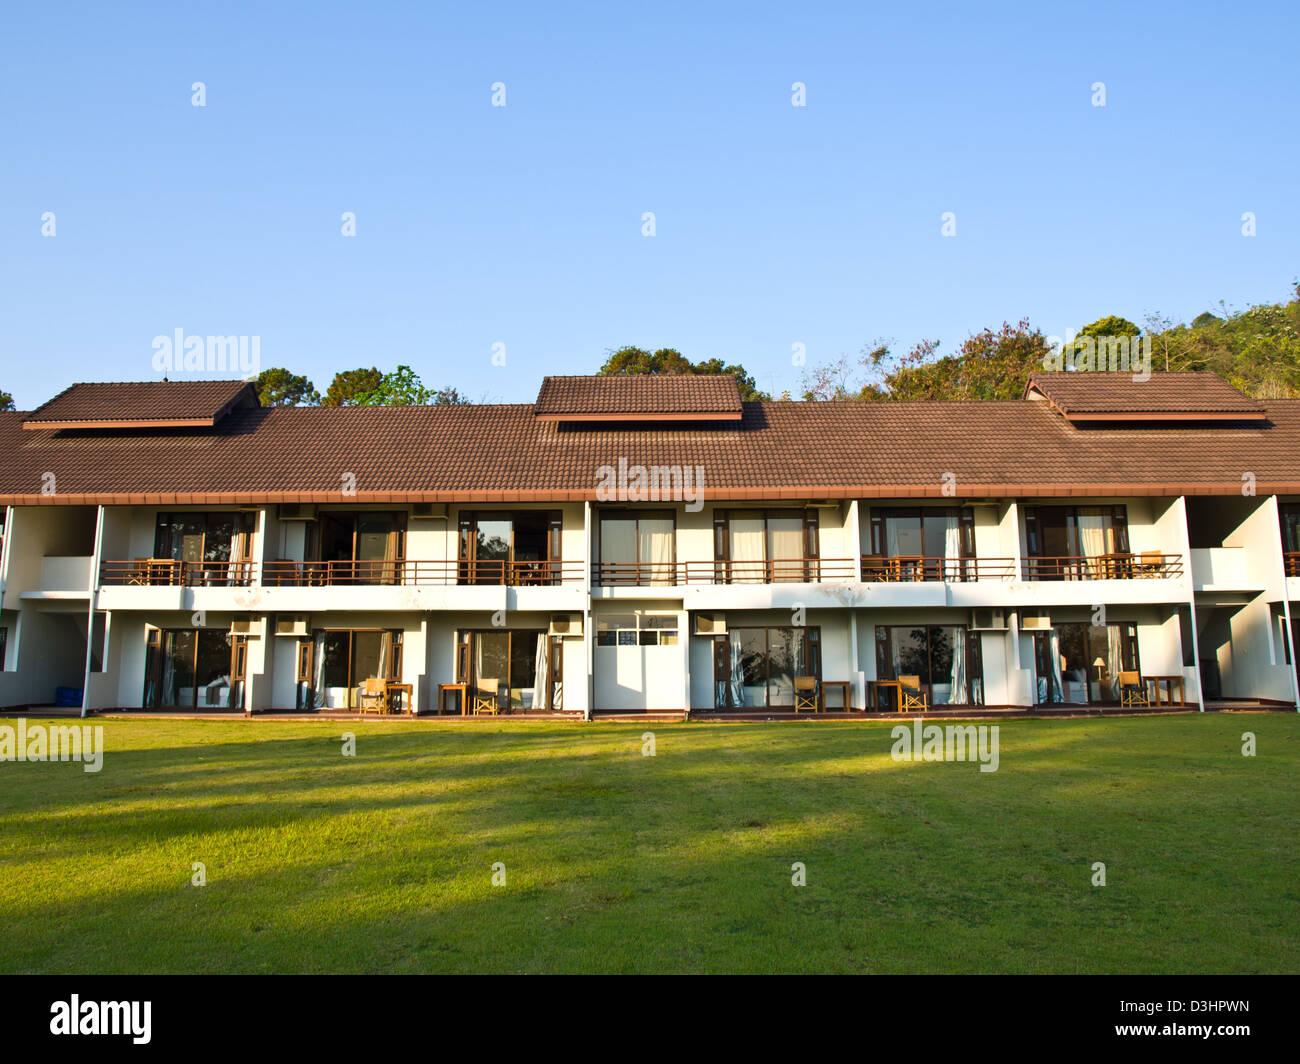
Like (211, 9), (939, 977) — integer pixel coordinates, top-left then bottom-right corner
(598, 346), (771, 400)
(255, 367), (319, 406)
(323, 367), (383, 406)
(351, 366), (467, 406)
(0, 389), (13, 412)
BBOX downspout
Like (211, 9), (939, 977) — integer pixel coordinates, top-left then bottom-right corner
(80, 504), (106, 719)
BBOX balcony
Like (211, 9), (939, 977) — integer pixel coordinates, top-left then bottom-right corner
(1286, 552), (1300, 578)
(261, 559), (584, 587)
(861, 556), (1016, 582)
(100, 560), (254, 587)
(593, 558), (858, 587)
(1021, 553), (1182, 580)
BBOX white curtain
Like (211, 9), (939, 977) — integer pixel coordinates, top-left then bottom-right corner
(312, 632), (326, 709)
(1047, 630), (1064, 703)
(943, 515), (961, 581)
(1105, 627), (1123, 701)
(768, 520), (804, 583)
(227, 529), (250, 585)
(948, 629), (968, 703)
(378, 632), (392, 680)
(601, 520), (636, 581)
(1076, 511), (1109, 575)
(639, 518), (674, 586)
(885, 519), (902, 559)
(532, 634), (548, 710)
(728, 632), (745, 705)
(730, 520), (765, 583)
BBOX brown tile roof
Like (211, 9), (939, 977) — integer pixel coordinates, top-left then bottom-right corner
(1025, 371), (1265, 420)
(22, 380), (257, 430)
(534, 374), (742, 421)
(4, 376), (1300, 503)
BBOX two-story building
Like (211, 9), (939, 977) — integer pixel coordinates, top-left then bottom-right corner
(1, 371), (1297, 718)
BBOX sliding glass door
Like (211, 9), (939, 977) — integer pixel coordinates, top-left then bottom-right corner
(459, 511), (563, 585)
(309, 512), (406, 584)
(596, 512), (675, 585)
(456, 629), (554, 711)
(1024, 506), (1129, 578)
(714, 511), (819, 583)
(867, 507), (974, 580)
(1033, 622), (1139, 704)
(308, 629), (402, 709)
(875, 625), (984, 707)
(713, 627), (821, 708)
(154, 512), (255, 585)
(143, 628), (246, 710)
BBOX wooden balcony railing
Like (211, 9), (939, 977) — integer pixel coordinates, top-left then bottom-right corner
(261, 558), (583, 587)
(100, 559), (254, 587)
(861, 556), (1016, 582)
(1285, 552), (1300, 577)
(593, 558), (858, 586)
(1021, 553), (1183, 580)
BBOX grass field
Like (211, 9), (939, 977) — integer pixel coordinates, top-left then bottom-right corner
(0, 714), (1296, 974)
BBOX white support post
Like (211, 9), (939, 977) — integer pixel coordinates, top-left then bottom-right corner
(80, 505), (106, 719)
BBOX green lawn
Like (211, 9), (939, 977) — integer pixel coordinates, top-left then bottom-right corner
(1, 714), (1296, 974)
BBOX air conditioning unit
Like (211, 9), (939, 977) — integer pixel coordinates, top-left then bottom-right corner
(970, 608), (1007, 631)
(1020, 611), (1052, 632)
(278, 504), (317, 521)
(411, 503), (447, 519)
(274, 615), (310, 637)
(694, 612), (727, 636)
(548, 613), (583, 637)
(229, 618), (262, 637)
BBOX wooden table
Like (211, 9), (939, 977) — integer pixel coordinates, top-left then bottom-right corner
(1145, 674), (1185, 707)
(1097, 552), (1135, 579)
(384, 682), (413, 714)
(438, 682), (468, 716)
(889, 555), (927, 582)
(866, 679), (902, 712)
(821, 680), (851, 712)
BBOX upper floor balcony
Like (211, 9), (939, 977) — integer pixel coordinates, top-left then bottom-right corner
(262, 558), (584, 586)
(593, 557), (858, 586)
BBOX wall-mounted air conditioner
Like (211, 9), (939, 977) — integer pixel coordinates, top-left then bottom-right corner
(970, 608), (1007, 631)
(694, 612), (727, 636)
(1020, 612), (1052, 632)
(548, 613), (583, 637)
(230, 618), (263, 637)
(411, 503), (447, 519)
(277, 504), (317, 521)
(274, 615), (310, 637)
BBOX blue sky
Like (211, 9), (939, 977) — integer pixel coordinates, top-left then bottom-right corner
(1, 1), (1296, 408)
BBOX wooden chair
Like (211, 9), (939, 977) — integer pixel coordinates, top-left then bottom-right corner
(1137, 551), (1164, 577)
(473, 678), (501, 716)
(358, 677), (388, 714)
(898, 675), (928, 712)
(862, 554), (888, 581)
(794, 676), (819, 713)
(1118, 670), (1150, 707)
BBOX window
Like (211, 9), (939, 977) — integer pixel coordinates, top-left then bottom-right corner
(597, 513), (676, 585)
(0, 627), (7, 671)
(713, 510), (819, 583)
(308, 512), (406, 585)
(596, 613), (678, 646)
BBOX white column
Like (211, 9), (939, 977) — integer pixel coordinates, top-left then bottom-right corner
(80, 504), (106, 719)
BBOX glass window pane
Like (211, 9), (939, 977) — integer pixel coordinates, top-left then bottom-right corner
(600, 520), (637, 564)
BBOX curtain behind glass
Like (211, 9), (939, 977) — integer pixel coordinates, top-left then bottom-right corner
(767, 519), (804, 583)
(532, 634), (548, 710)
(943, 515), (961, 580)
(729, 632), (744, 705)
(1076, 511), (1109, 569)
(730, 519), (765, 583)
(639, 518), (674, 586)
(1105, 626), (1123, 700)
(312, 631), (326, 709)
(601, 519), (637, 581)
(948, 629), (968, 703)
(1048, 630), (1064, 703)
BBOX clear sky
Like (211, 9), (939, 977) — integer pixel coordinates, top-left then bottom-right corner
(1, 1), (1296, 408)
